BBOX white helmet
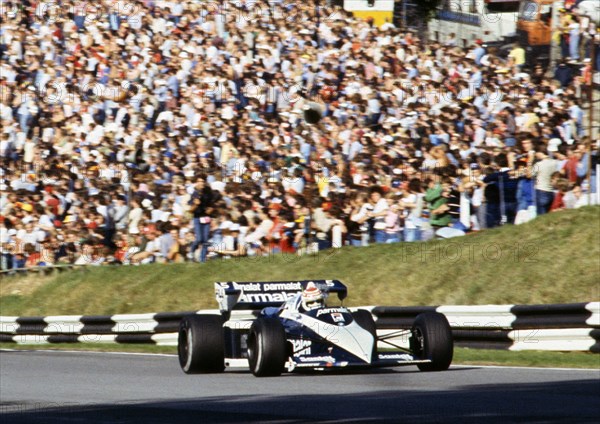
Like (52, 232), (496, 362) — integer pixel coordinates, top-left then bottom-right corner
(302, 282), (324, 310)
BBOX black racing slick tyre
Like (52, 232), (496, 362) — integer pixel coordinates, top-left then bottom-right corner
(247, 318), (288, 377)
(411, 312), (453, 372)
(352, 310), (378, 360)
(178, 314), (225, 374)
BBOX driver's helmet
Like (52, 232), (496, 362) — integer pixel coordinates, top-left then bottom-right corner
(302, 282), (324, 310)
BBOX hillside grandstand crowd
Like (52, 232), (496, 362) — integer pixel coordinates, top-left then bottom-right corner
(0, 1), (598, 270)
(557, 0), (600, 64)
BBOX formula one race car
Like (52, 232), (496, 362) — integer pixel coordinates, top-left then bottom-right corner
(178, 280), (453, 377)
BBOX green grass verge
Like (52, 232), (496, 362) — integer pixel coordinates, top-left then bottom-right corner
(1, 207), (599, 316)
(453, 347), (600, 369)
(1, 343), (597, 369)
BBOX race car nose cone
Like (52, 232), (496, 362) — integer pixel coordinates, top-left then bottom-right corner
(332, 323), (374, 363)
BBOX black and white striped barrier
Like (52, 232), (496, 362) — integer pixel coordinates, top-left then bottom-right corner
(0, 310), (250, 346)
(1, 303), (598, 352)
(368, 303), (600, 352)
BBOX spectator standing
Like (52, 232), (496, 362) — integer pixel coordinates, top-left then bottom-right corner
(534, 146), (559, 215)
(554, 60), (574, 87)
(189, 178), (214, 263)
(425, 180), (452, 230)
(128, 199), (143, 235)
(515, 157), (537, 225)
(368, 188), (388, 244)
(384, 194), (402, 243)
(483, 154), (519, 227)
(347, 192), (371, 247)
(508, 43), (526, 69)
(401, 178), (425, 242)
(569, 17), (581, 61)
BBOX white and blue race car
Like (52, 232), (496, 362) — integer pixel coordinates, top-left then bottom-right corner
(178, 280), (453, 377)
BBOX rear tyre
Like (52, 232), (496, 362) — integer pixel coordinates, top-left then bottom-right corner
(352, 310), (377, 360)
(178, 314), (225, 374)
(411, 312), (453, 371)
(247, 318), (288, 377)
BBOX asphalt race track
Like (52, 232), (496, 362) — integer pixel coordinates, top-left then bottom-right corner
(1, 350), (599, 423)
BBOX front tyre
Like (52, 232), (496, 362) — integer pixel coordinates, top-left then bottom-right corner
(178, 314), (225, 374)
(247, 318), (288, 377)
(411, 312), (453, 371)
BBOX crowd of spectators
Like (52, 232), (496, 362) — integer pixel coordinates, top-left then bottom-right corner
(557, 1), (599, 64)
(0, 0), (598, 271)
(553, 1), (600, 87)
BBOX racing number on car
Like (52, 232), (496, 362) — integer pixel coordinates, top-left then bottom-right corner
(308, 321), (339, 343)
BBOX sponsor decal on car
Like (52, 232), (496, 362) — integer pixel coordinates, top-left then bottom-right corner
(298, 356), (335, 363)
(231, 282), (303, 292)
(286, 358), (297, 372)
(264, 282), (303, 291)
(330, 312), (345, 323)
(378, 353), (414, 361)
(239, 292), (297, 303)
(232, 282), (262, 291)
(316, 308), (347, 317)
(291, 339), (312, 356)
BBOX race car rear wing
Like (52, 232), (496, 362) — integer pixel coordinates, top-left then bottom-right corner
(215, 280), (348, 313)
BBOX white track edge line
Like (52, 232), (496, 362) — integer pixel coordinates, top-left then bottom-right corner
(2, 349), (598, 371)
(0, 348), (177, 358)
(451, 364), (600, 372)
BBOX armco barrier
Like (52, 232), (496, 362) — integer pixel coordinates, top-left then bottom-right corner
(0, 302), (598, 352)
(368, 302), (600, 352)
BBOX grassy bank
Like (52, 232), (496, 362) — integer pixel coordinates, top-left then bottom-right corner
(1, 207), (598, 316)
(1, 344), (597, 369)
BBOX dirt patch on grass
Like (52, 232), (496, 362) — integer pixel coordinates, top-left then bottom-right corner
(0, 273), (54, 297)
